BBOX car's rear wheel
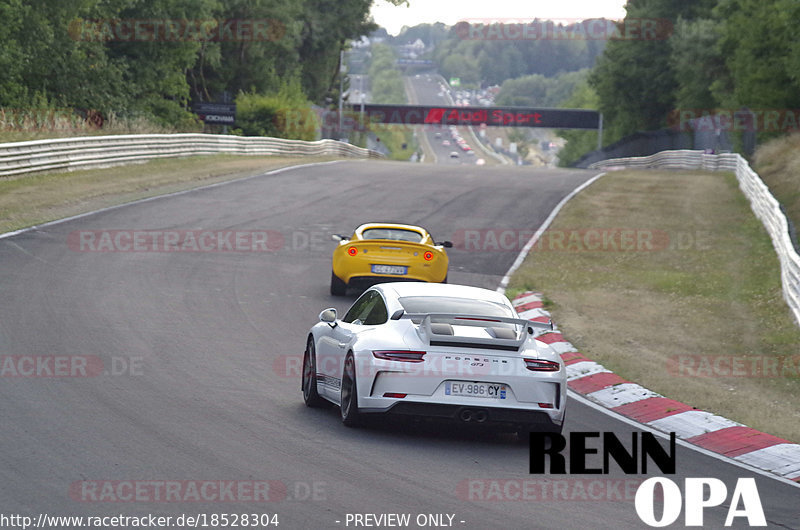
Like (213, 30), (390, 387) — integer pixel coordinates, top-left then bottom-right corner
(340, 353), (361, 427)
(330, 271), (347, 296)
(302, 337), (325, 407)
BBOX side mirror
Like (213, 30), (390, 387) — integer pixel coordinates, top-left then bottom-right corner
(331, 234), (349, 242)
(319, 308), (337, 326)
(438, 241), (453, 248)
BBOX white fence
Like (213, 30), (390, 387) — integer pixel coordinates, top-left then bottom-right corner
(0, 133), (384, 177)
(590, 149), (800, 327)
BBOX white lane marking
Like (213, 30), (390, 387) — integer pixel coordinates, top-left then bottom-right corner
(497, 170), (607, 293)
(2, 240), (52, 264)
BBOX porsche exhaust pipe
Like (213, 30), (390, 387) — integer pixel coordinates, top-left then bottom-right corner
(459, 409), (488, 423)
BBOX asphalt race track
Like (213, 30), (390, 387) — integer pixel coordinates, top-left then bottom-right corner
(1, 160), (798, 529)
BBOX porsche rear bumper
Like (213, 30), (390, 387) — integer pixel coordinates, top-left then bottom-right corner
(364, 401), (563, 431)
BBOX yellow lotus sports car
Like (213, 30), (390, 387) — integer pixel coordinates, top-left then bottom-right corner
(330, 223), (452, 295)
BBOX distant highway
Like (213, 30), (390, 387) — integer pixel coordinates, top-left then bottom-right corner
(405, 74), (496, 165)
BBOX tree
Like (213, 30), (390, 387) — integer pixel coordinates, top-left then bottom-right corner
(588, 0), (716, 140)
(368, 43), (406, 104)
(713, 0), (800, 110)
(669, 17), (724, 111)
(496, 70), (589, 108)
(556, 79), (602, 167)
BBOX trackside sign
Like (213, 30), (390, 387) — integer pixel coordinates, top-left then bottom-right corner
(193, 102), (236, 125)
(349, 104), (600, 129)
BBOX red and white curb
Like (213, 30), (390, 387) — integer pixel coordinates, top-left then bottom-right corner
(513, 291), (800, 483)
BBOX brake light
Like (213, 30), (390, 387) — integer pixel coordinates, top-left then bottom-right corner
(373, 350), (426, 363)
(524, 359), (560, 372)
(383, 393), (407, 398)
(424, 251), (434, 261)
(538, 403), (554, 409)
(347, 246), (357, 256)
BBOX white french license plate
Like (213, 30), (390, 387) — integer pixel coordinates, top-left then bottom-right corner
(372, 264), (407, 275)
(446, 382), (507, 399)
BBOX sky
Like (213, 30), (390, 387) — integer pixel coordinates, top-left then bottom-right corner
(370, 0), (629, 36)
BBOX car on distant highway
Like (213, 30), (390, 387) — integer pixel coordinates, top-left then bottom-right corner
(302, 282), (566, 434)
(449, 151), (459, 159)
(442, 140), (450, 146)
(329, 223), (451, 296)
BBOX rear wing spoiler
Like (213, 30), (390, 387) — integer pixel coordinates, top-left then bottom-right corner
(393, 312), (553, 350)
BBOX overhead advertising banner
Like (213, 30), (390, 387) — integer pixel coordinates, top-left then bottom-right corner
(350, 104), (600, 129)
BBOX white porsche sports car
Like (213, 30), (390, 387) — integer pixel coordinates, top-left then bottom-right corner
(302, 282), (566, 433)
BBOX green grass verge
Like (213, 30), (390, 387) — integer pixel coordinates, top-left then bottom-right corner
(509, 169), (800, 443)
(753, 131), (800, 239)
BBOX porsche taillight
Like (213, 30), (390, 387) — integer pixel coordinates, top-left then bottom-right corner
(347, 246), (357, 256)
(373, 350), (426, 363)
(524, 359), (560, 372)
(424, 251), (434, 261)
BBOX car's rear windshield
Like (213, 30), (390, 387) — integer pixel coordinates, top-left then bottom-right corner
(361, 228), (423, 243)
(398, 296), (514, 318)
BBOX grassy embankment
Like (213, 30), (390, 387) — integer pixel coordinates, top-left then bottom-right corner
(754, 132), (800, 238)
(0, 155), (340, 234)
(508, 167), (800, 443)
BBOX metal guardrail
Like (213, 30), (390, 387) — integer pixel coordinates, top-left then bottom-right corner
(0, 133), (384, 177)
(589, 149), (800, 328)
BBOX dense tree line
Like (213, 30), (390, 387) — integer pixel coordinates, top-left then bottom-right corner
(407, 2), (800, 164)
(589, 0), (800, 146)
(0, 0), (398, 130)
(428, 21), (607, 87)
(383, 22), (449, 49)
(368, 43), (405, 104)
(495, 70), (589, 109)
